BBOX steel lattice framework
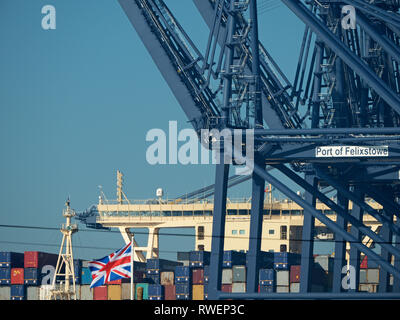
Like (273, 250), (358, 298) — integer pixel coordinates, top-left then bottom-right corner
(106, 0), (400, 298)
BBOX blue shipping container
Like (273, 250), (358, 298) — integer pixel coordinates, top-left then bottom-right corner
(189, 251), (210, 268)
(24, 268), (41, 286)
(175, 266), (191, 283)
(259, 269), (275, 286)
(0, 252), (24, 268)
(81, 267), (92, 285)
(147, 273), (160, 284)
(223, 251), (246, 268)
(273, 252), (301, 270)
(10, 285), (26, 300)
(148, 284), (164, 300)
(146, 259), (182, 274)
(0, 268), (11, 284)
(247, 252), (274, 269)
(259, 285), (274, 293)
(176, 283), (191, 300)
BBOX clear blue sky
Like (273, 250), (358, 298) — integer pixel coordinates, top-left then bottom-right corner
(0, 0), (304, 261)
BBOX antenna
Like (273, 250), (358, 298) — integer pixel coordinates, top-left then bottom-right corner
(48, 199), (78, 300)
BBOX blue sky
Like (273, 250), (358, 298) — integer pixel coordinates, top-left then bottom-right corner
(0, 0), (305, 261)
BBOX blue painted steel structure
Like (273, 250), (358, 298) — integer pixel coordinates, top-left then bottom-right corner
(111, 0), (400, 298)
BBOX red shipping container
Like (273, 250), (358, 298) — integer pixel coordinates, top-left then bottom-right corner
(360, 256), (368, 269)
(164, 285), (176, 300)
(221, 284), (232, 293)
(290, 265), (301, 283)
(192, 269), (204, 285)
(11, 268), (24, 284)
(24, 251), (58, 269)
(93, 285), (108, 300)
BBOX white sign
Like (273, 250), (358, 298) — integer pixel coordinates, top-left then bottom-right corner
(315, 146), (389, 158)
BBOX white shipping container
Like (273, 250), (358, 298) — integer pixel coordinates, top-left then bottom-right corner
(276, 286), (289, 293)
(359, 284), (378, 293)
(121, 283), (135, 300)
(80, 285), (93, 300)
(232, 283), (246, 293)
(290, 283), (300, 293)
(367, 269), (379, 284)
(222, 269), (233, 284)
(276, 271), (289, 286)
(0, 286), (10, 300)
(27, 287), (39, 300)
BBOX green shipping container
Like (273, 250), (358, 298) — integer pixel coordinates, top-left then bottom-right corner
(135, 283), (149, 300)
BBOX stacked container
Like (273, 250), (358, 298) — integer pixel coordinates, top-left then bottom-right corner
(232, 265), (246, 293)
(11, 268), (24, 285)
(175, 266), (191, 299)
(10, 285), (26, 300)
(189, 251), (210, 268)
(107, 284), (122, 300)
(135, 283), (149, 300)
(148, 284), (164, 300)
(223, 251), (246, 268)
(93, 285), (108, 300)
(177, 252), (190, 266)
(273, 252), (301, 270)
(0, 252), (24, 286)
(276, 270), (289, 292)
(160, 271), (174, 286)
(259, 269), (275, 293)
(289, 265), (300, 293)
(164, 285), (176, 300)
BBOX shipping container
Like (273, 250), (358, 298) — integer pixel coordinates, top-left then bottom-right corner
(80, 285), (93, 300)
(192, 268), (204, 285)
(192, 285), (204, 300)
(367, 269), (379, 284)
(223, 251), (246, 268)
(160, 271), (174, 286)
(221, 284), (232, 293)
(121, 283), (134, 300)
(359, 284), (378, 293)
(146, 273), (160, 284)
(24, 251), (58, 269)
(175, 266), (191, 283)
(0, 286), (10, 300)
(27, 286), (39, 300)
(314, 255), (334, 273)
(232, 282), (246, 293)
(259, 285), (274, 293)
(164, 285), (176, 300)
(10, 285), (26, 300)
(189, 251), (210, 268)
(176, 283), (191, 300)
(360, 269), (367, 284)
(276, 270), (289, 286)
(93, 285), (108, 300)
(135, 283), (149, 300)
(11, 268), (24, 285)
(290, 265), (300, 283)
(107, 284), (122, 300)
(276, 286), (289, 293)
(232, 265), (246, 283)
(0, 252), (24, 268)
(146, 259), (182, 274)
(148, 284), (164, 300)
(222, 268), (233, 284)
(290, 282), (300, 293)
(81, 267), (92, 285)
(24, 268), (41, 286)
(259, 269), (275, 286)
(273, 252), (301, 270)
(107, 279), (122, 285)
(0, 268), (11, 285)
(360, 255), (368, 269)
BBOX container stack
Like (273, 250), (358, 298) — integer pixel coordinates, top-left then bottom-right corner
(0, 252), (24, 300)
(259, 269), (275, 293)
(175, 265), (191, 300)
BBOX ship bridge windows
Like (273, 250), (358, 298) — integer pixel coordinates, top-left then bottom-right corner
(228, 209), (237, 215)
(268, 229), (275, 235)
(194, 211), (204, 216)
(239, 209), (248, 215)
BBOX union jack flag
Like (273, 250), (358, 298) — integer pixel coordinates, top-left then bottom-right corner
(88, 242), (132, 288)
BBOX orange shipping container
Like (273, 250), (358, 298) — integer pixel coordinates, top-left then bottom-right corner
(11, 268), (24, 285)
(192, 285), (204, 300)
(107, 284), (122, 300)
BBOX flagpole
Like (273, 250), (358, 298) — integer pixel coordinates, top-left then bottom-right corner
(130, 239), (133, 301)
